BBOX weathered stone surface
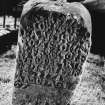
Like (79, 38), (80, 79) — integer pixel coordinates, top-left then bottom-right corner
(12, 0), (92, 105)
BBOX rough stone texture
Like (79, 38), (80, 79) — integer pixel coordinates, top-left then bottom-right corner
(12, 1), (92, 105)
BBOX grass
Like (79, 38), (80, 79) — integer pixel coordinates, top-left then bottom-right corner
(0, 46), (16, 105)
(71, 54), (105, 105)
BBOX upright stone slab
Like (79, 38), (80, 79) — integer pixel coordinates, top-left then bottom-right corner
(12, 0), (92, 105)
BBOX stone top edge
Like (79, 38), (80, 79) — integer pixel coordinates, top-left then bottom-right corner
(21, 0), (92, 34)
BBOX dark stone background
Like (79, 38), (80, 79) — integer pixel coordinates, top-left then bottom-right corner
(89, 10), (105, 57)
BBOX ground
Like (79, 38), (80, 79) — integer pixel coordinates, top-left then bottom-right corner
(0, 45), (105, 105)
(0, 45), (16, 105)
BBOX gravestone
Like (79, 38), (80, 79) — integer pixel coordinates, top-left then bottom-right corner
(12, 0), (92, 105)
